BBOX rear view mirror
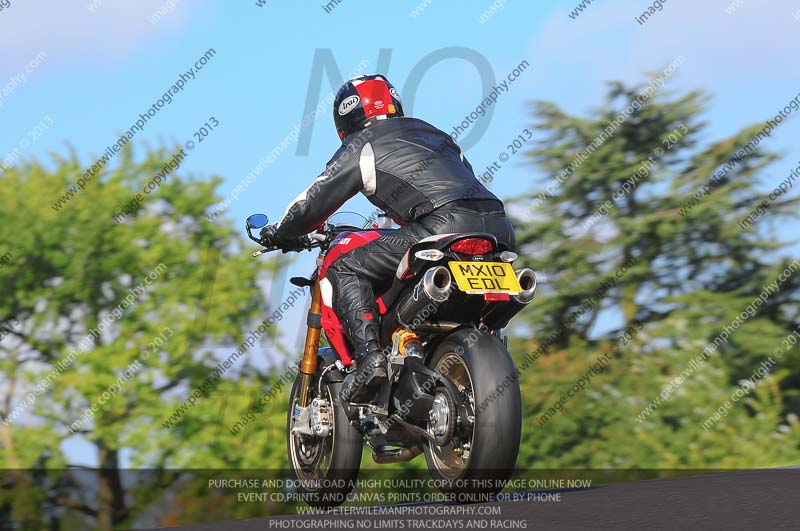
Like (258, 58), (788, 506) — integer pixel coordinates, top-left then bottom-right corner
(246, 214), (269, 229)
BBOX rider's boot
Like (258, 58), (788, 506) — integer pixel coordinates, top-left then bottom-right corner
(343, 311), (387, 402)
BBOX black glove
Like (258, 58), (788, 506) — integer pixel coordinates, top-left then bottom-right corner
(259, 224), (281, 248)
(259, 225), (308, 253)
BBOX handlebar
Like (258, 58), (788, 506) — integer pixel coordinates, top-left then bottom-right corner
(247, 217), (375, 258)
(251, 232), (330, 257)
(252, 235), (315, 256)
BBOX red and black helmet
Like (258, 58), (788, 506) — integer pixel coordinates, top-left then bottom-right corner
(333, 74), (404, 141)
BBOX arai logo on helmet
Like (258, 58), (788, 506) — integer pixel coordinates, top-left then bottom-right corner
(338, 95), (360, 116)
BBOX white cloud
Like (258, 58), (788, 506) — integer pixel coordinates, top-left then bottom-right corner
(0, 0), (192, 73)
(531, 0), (800, 100)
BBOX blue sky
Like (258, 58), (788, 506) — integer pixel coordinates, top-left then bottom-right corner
(2, 0), (799, 465)
(3, 1), (799, 243)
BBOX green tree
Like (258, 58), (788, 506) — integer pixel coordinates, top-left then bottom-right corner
(509, 80), (800, 470)
(0, 145), (290, 529)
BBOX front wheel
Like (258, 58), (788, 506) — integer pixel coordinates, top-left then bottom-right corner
(423, 328), (521, 501)
(286, 375), (362, 508)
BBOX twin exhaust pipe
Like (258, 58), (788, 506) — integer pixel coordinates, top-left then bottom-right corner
(421, 266), (453, 302)
(395, 266), (453, 330)
(513, 268), (537, 304)
(394, 265), (537, 331)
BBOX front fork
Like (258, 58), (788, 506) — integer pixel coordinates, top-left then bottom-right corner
(297, 258), (324, 408)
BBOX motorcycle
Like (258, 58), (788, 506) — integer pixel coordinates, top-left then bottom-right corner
(245, 211), (536, 507)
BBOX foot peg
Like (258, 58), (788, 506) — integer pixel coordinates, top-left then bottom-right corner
(342, 352), (387, 402)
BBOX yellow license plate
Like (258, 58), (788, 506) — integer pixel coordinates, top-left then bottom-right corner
(448, 261), (522, 295)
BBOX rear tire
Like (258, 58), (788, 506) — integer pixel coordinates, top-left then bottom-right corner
(286, 375), (362, 508)
(423, 328), (521, 502)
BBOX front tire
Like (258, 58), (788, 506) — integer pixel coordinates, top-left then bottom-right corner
(423, 328), (521, 501)
(286, 375), (362, 508)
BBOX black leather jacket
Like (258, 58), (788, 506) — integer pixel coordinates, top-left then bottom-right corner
(273, 117), (500, 240)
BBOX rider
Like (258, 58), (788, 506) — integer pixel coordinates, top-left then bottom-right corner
(260, 74), (516, 396)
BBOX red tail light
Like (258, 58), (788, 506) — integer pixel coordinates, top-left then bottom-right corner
(484, 293), (511, 301)
(450, 238), (493, 255)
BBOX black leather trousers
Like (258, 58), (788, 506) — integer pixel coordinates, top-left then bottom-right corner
(325, 199), (516, 358)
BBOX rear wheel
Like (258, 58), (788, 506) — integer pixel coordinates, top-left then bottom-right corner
(423, 328), (521, 502)
(286, 375), (362, 508)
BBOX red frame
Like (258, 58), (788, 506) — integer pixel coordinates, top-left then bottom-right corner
(319, 230), (382, 366)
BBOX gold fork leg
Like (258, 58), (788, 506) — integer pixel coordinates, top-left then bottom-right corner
(297, 277), (322, 407)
